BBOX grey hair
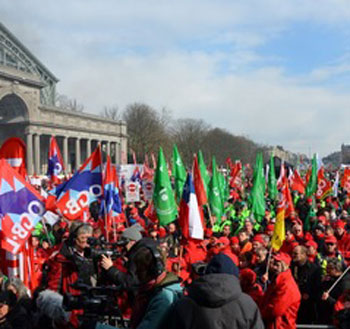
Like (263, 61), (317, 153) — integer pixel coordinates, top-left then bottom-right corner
(69, 221), (93, 237)
(6, 277), (29, 299)
(36, 290), (70, 324)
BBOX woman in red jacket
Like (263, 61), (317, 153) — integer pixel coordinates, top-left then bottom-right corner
(261, 252), (301, 329)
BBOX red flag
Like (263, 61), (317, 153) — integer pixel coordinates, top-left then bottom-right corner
(283, 176), (295, 218)
(141, 162), (154, 181)
(341, 168), (350, 195)
(0, 137), (27, 178)
(0, 242), (37, 293)
(316, 167), (332, 200)
(230, 161), (243, 189)
(290, 169), (305, 194)
(193, 155), (207, 206)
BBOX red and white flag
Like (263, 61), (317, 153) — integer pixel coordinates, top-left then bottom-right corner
(178, 173), (205, 240)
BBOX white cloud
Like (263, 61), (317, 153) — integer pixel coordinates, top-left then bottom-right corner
(1, 0), (350, 157)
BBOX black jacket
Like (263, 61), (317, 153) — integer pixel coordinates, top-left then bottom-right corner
(165, 273), (264, 329)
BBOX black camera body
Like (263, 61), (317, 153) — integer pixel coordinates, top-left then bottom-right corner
(84, 236), (124, 261)
(63, 282), (126, 326)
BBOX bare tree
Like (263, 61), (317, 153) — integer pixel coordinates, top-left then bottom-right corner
(100, 105), (120, 121)
(171, 118), (211, 166)
(56, 93), (84, 112)
(122, 103), (172, 162)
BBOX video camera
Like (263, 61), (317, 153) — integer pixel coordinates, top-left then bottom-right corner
(63, 281), (127, 327)
(84, 236), (127, 261)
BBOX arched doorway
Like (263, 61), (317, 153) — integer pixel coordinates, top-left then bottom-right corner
(0, 93), (29, 145)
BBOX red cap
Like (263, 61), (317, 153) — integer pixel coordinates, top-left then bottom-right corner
(266, 224), (275, 232)
(324, 235), (337, 244)
(158, 227), (167, 238)
(334, 220), (345, 229)
(230, 236), (239, 245)
(217, 237), (230, 247)
(318, 216), (327, 225)
(205, 228), (213, 238)
(252, 234), (264, 245)
(273, 252), (291, 266)
(305, 240), (318, 249)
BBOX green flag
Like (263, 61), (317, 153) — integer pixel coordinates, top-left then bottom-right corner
(218, 171), (229, 206)
(172, 144), (187, 203)
(209, 157), (224, 223)
(153, 147), (178, 226)
(250, 152), (266, 221)
(306, 154), (317, 197)
(198, 150), (210, 195)
(268, 154), (278, 200)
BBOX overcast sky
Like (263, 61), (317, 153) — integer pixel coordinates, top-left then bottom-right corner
(2, 0), (350, 157)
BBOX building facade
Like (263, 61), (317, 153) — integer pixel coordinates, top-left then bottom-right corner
(0, 22), (127, 175)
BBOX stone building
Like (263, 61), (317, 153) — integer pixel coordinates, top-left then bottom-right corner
(341, 144), (350, 165)
(0, 22), (127, 175)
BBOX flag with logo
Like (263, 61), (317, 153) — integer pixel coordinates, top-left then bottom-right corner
(316, 167), (333, 200)
(0, 159), (45, 254)
(54, 146), (103, 220)
(172, 145), (187, 204)
(47, 136), (65, 184)
(153, 147), (177, 226)
(208, 157), (223, 222)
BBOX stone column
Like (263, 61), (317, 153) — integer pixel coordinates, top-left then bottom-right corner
(114, 142), (120, 165)
(75, 137), (81, 170)
(106, 141), (111, 158)
(26, 133), (34, 175)
(86, 139), (91, 158)
(34, 133), (41, 174)
(63, 136), (68, 172)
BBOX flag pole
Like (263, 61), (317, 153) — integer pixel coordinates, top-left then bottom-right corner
(103, 200), (110, 243)
(327, 265), (350, 294)
(264, 247), (273, 290)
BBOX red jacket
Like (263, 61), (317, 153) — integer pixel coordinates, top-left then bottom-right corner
(337, 233), (350, 262)
(261, 269), (301, 329)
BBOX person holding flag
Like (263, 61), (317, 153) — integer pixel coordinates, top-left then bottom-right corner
(261, 182), (301, 329)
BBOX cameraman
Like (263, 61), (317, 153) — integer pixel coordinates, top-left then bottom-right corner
(100, 225), (143, 290)
(96, 238), (182, 329)
(45, 221), (96, 295)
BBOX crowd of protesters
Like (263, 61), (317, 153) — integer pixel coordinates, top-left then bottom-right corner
(2, 170), (350, 329)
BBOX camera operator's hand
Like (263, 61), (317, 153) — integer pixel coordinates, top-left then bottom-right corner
(101, 254), (114, 271)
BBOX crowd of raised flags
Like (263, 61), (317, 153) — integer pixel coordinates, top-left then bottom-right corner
(0, 135), (340, 269)
(2, 135), (350, 326)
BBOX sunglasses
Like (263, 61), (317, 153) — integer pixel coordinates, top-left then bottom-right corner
(326, 243), (336, 246)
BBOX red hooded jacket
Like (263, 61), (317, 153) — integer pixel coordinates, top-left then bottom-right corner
(261, 269), (301, 329)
